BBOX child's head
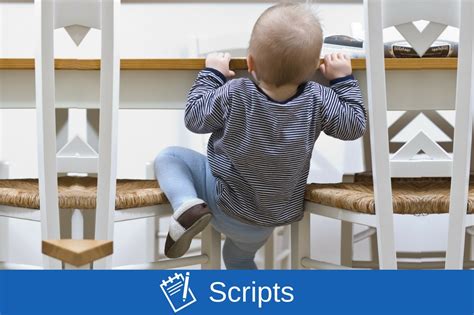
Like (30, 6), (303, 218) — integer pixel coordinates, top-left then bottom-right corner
(248, 2), (323, 87)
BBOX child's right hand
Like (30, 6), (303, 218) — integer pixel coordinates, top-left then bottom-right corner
(319, 53), (352, 81)
(206, 52), (236, 79)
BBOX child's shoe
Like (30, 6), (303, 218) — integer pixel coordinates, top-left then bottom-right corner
(165, 199), (212, 258)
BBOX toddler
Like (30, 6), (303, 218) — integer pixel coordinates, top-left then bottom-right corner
(155, 2), (366, 269)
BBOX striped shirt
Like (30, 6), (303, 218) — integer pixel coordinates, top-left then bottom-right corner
(185, 68), (366, 227)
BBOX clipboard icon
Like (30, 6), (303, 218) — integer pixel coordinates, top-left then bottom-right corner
(160, 272), (197, 313)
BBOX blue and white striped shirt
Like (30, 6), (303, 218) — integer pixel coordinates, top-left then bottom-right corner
(185, 68), (366, 227)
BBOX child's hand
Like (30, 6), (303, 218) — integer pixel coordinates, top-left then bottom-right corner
(319, 53), (352, 81)
(206, 52), (236, 79)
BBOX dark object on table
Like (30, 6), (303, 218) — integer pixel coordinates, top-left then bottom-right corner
(324, 35), (363, 48)
(384, 40), (458, 58)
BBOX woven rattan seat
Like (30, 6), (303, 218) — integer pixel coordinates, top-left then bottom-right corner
(305, 177), (474, 215)
(0, 176), (168, 210)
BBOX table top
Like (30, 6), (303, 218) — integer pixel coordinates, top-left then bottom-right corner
(0, 58), (459, 71)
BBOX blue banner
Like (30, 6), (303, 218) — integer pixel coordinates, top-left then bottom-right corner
(0, 270), (472, 315)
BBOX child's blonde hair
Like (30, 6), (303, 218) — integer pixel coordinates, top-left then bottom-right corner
(249, 2), (323, 87)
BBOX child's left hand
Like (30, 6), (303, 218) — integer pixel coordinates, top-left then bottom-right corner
(319, 53), (352, 81)
(206, 52), (236, 79)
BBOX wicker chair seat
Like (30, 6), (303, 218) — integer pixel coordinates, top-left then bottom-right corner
(305, 177), (474, 215)
(0, 176), (168, 210)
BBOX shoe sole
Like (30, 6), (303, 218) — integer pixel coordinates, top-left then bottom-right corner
(165, 213), (212, 259)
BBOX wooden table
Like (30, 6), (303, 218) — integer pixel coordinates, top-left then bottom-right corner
(0, 57), (459, 182)
(0, 57), (458, 70)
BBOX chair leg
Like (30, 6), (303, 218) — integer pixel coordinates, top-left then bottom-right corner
(370, 232), (379, 267)
(446, 220), (466, 269)
(146, 216), (161, 262)
(264, 233), (275, 270)
(282, 226), (291, 269)
(201, 225), (221, 269)
(376, 225), (397, 270)
(340, 221), (353, 267)
(463, 231), (473, 269)
(291, 211), (310, 269)
(0, 218), (9, 262)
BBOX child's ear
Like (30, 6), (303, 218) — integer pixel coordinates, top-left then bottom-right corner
(247, 55), (255, 73)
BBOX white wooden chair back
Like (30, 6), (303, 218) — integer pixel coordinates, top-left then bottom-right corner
(35, 0), (120, 267)
(364, 0), (473, 268)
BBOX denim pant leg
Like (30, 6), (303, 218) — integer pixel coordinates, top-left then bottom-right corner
(203, 162), (274, 270)
(154, 146), (212, 210)
(155, 146), (274, 269)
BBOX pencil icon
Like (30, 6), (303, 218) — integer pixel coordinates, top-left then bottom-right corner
(182, 272), (190, 301)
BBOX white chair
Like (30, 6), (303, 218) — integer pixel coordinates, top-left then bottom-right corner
(292, 0), (473, 270)
(445, 0), (474, 269)
(34, 0), (220, 269)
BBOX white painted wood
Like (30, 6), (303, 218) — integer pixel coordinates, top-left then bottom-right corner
(114, 254), (208, 270)
(0, 162), (10, 179)
(53, 0), (100, 30)
(57, 136), (98, 158)
(145, 162), (155, 180)
(57, 156), (99, 174)
(467, 225), (474, 235)
(93, 0), (120, 270)
(364, 0), (402, 269)
(354, 227), (376, 243)
(201, 225), (221, 269)
(388, 111), (419, 140)
(445, 0), (474, 270)
(423, 111), (455, 141)
(146, 216), (161, 262)
(35, 0), (61, 270)
(381, 0), (460, 29)
(0, 70), (458, 111)
(306, 203), (377, 227)
(291, 211), (310, 269)
(264, 233), (275, 270)
(0, 219), (8, 263)
(385, 70), (457, 111)
(0, 206), (41, 222)
(395, 22), (447, 57)
(467, 215), (474, 228)
(114, 205), (172, 222)
(369, 232), (379, 266)
(390, 160), (452, 177)
(391, 131), (451, 161)
(56, 135), (99, 173)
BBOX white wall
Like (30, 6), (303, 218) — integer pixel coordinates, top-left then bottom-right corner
(0, 1), (452, 267)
